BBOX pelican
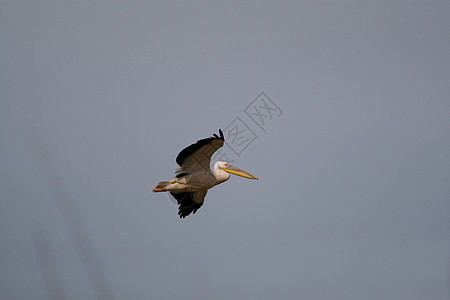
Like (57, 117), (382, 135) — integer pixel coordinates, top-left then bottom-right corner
(153, 129), (258, 218)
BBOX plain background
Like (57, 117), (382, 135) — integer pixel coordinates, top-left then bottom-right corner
(1, 1), (450, 299)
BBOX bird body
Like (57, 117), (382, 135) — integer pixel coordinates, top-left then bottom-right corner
(153, 129), (258, 218)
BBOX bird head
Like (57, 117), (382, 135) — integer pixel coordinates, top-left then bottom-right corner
(217, 161), (258, 180)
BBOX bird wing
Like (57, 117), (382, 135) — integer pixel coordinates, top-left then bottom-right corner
(175, 129), (224, 175)
(170, 190), (207, 218)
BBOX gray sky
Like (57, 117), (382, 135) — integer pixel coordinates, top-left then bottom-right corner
(1, 1), (450, 299)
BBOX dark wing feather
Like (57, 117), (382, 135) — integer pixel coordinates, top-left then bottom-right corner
(175, 171), (190, 178)
(176, 129), (225, 167)
(170, 191), (207, 218)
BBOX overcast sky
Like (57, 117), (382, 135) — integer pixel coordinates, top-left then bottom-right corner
(1, 1), (450, 300)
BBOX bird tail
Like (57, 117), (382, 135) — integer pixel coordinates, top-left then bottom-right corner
(156, 181), (170, 187)
(153, 181), (170, 192)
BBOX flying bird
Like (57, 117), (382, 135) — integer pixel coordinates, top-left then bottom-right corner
(153, 129), (258, 218)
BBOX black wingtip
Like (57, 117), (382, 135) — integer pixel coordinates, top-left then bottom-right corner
(212, 129), (224, 141)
